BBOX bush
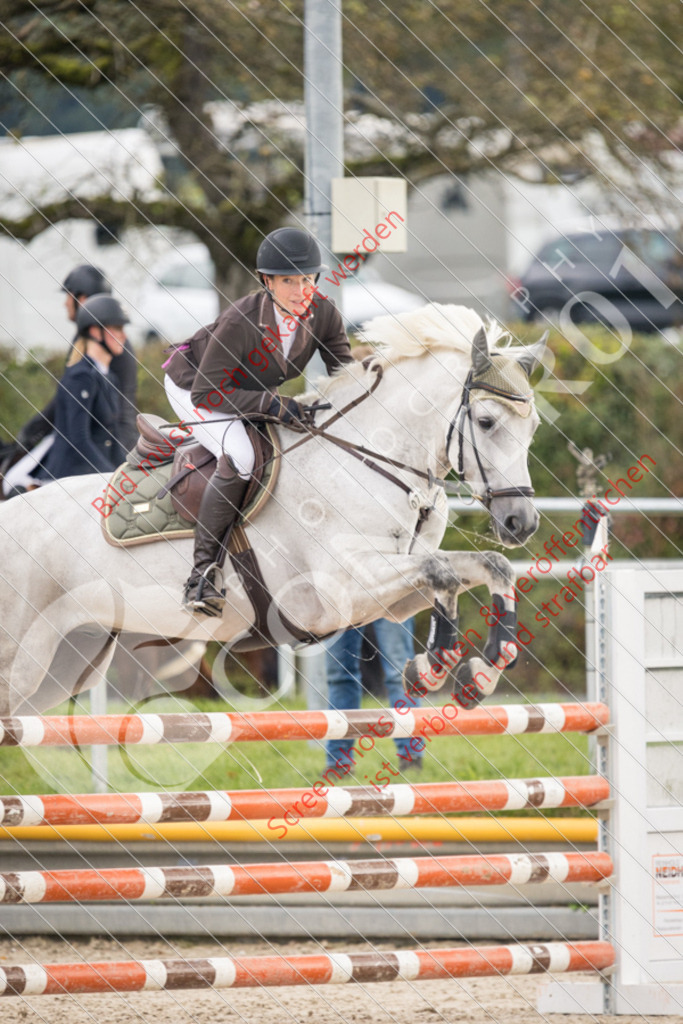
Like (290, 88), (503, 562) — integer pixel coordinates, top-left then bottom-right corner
(513, 323), (680, 499)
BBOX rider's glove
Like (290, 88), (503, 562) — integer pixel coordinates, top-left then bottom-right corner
(265, 396), (311, 426)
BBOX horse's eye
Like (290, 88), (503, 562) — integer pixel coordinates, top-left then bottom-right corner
(477, 416), (495, 431)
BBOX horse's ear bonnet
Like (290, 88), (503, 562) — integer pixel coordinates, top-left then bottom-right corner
(472, 357), (533, 403)
(469, 326), (534, 417)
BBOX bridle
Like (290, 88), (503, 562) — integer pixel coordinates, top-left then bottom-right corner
(445, 369), (535, 511)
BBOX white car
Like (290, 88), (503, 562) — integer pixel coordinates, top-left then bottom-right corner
(129, 243), (424, 342)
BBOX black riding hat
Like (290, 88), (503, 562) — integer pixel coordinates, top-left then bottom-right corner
(76, 293), (129, 333)
(256, 228), (325, 276)
(62, 265), (112, 299)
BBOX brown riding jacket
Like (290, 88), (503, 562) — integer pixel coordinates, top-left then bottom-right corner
(164, 290), (352, 417)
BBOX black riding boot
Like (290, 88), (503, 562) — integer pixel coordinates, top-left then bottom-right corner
(182, 468), (249, 616)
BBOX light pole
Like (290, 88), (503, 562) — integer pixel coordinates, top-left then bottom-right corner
(304, 0), (344, 260)
(299, 0), (344, 712)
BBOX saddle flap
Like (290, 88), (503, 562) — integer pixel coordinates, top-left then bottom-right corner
(167, 422), (280, 526)
(241, 421), (278, 515)
(169, 443), (216, 522)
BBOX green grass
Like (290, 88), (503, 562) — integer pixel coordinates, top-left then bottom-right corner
(0, 695), (591, 816)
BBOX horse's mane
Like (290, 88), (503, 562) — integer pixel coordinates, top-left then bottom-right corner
(315, 303), (509, 399)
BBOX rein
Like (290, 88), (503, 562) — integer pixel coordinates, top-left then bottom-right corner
(287, 362), (535, 517)
(290, 425), (445, 494)
(283, 363), (445, 496)
(446, 370), (535, 510)
(282, 362), (384, 455)
(281, 362), (445, 552)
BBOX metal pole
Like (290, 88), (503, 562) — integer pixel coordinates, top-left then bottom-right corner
(300, 0), (344, 714)
(89, 676), (109, 793)
(304, 0), (344, 259)
(303, 0), (343, 388)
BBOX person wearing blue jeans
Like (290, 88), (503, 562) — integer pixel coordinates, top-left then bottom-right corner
(325, 617), (422, 771)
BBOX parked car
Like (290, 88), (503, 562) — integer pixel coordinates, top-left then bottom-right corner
(130, 243), (424, 343)
(510, 228), (683, 332)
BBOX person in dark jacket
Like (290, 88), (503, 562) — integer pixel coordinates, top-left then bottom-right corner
(164, 226), (353, 616)
(16, 264), (138, 456)
(35, 295), (128, 482)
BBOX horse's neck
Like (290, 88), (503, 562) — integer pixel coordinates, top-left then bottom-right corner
(343, 350), (469, 477)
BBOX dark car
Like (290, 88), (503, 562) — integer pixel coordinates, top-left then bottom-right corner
(510, 228), (683, 332)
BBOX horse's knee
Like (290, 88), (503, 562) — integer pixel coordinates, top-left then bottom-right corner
(420, 554), (454, 592)
(420, 551), (515, 600)
(480, 550), (515, 588)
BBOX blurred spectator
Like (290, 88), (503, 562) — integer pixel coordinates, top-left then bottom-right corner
(1, 264), (137, 495)
(34, 264), (138, 452)
(33, 294), (128, 483)
(325, 617), (422, 773)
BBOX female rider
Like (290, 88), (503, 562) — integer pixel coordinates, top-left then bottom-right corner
(34, 294), (128, 483)
(163, 227), (353, 616)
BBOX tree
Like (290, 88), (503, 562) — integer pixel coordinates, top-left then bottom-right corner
(0, 0), (680, 300)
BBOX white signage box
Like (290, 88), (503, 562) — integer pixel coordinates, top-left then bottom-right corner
(331, 177), (408, 254)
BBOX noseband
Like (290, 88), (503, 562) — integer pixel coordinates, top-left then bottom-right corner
(445, 370), (535, 511)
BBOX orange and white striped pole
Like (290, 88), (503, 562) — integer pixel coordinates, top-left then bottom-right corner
(0, 942), (616, 996)
(0, 702), (609, 747)
(0, 850), (613, 903)
(0, 776), (609, 827)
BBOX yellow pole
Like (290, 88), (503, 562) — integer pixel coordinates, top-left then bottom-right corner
(0, 816), (597, 845)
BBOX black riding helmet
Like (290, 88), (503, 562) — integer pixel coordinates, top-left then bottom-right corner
(256, 227), (326, 279)
(76, 293), (129, 335)
(62, 265), (112, 299)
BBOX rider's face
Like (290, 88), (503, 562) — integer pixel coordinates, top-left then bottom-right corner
(265, 274), (316, 316)
(102, 326), (126, 356)
(64, 294), (78, 322)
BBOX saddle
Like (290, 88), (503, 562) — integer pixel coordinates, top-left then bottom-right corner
(100, 414), (325, 650)
(101, 414), (280, 546)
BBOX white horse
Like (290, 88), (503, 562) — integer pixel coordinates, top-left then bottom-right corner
(0, 304), (543, 715)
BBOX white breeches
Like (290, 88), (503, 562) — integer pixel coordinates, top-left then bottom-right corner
(164, 375), (255, 478)
(1, 434), (55, 495)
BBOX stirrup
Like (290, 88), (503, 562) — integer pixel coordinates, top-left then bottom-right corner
(182, 563), (226, 617)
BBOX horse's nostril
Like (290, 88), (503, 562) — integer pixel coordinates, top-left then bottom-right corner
(505, 515), (521, 536)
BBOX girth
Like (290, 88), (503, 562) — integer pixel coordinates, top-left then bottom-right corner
(228, 526), (335, 651)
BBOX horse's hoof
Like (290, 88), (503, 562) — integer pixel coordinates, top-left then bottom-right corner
(450, 661), (485, 709)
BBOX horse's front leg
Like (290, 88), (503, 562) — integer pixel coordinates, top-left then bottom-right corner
(401, 550), (519, 708)
(343, 547), (518, 708)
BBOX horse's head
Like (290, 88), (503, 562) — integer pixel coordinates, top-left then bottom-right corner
(446, 326), (546, 547)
